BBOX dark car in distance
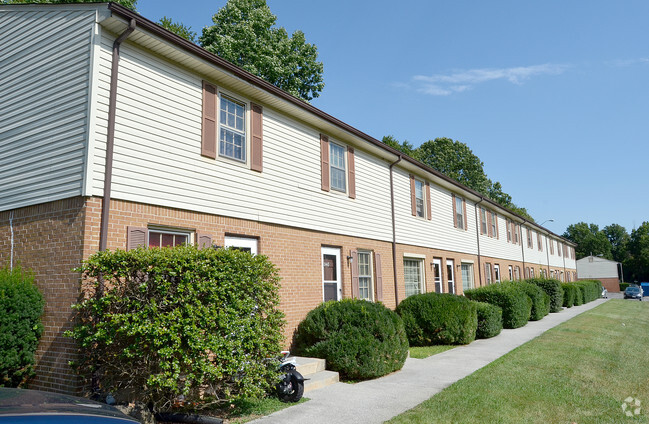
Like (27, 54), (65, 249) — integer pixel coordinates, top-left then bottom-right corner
(0, 388), (138, 423)
(624, 286), (643, 301)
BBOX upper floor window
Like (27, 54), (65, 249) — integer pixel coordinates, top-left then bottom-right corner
(506, 219), (512, 242)
(219, 95), (246, 162)
(330, 142), (347, 192)
(558, 242), (562, 257)
(480, 208), (488, 234)
(454, 195), (465, 230)
(415, 179), (425, 218)
(490, 212), (497, 237)
(527, 228), (533, 248)
(538, 232), (543, 251)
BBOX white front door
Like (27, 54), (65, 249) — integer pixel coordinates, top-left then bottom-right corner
(446, 259), (456, 294)
(321, 247), (341, 301)
(433, 258), (442, 293)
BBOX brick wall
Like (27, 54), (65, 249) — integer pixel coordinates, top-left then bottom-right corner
(0, 198), (87, 393)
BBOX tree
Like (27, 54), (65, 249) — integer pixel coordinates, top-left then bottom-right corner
(562, 222), (612, 260)
(627, 222), (649, 282)
(603, 223), (630, 263)
(382, 135), (416, 157)
(199, 0), (324, 101)
(0, 0), (137, 9)
(159, 16), (196, 43)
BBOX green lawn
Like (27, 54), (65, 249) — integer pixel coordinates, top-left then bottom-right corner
(409, 345), (456, 359)
(390, 300), (649, 424)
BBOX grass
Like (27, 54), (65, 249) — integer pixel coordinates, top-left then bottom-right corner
(389, 300), (649, 424)
(409, 345), (456, 359)
(202, 396), (308, 423)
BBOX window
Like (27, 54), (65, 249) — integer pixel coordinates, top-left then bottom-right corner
(480, 208), (488, 235)
(514, 266), (521, 280)
(219, 95), (246, 162)
(329, 142), (347, 192)
(527, 228), (533, 248)
(508, 265), (513, 280)
(490, 212), (497, 238)
(461, 263), (474, 290)
(446, 259), (456, 294)
(513, 224), (519, 244)
(415, 179), (425, 218)
(224, 236), (258, 254)
(525, 267), (530, 279)
(404, 258), (424, 297)
(454, 196), (465, 230)
(356, 251), (374, 301)
(557, 242), (562, 257)
(494, 264), (501, 282)
(484, 263), (492, 285)
(433, 258), (442, 293)
(149, 230), (189, 248)
(127, 226), (200, 251)
(538, 232), (543, 251)
(506, 219), (512, 242)
(550, 240), (555, 255)
(530, 268), (535, 278)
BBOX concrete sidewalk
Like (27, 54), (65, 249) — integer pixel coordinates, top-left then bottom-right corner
(252, 298), (608, 424)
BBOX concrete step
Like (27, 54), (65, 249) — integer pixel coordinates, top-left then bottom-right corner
(293, 356), (326, 376)
(303, 370), (340, 393)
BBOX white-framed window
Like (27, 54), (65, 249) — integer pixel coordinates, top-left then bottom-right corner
(490, 211), (497, 237)
(219, 94), (247, 162)
(329, 142), (347, 192)
(433, 258), (442, 293)
(538, 232), (543, 251)
(415, 179), (425, 218)
(514, 266), (521, 280)
(558, 242), (562, 257)
(461, 262), (474, 290)
(446, 259), (456, 294)
(404, 258), (425, 297)
(485, 262), (492, 284)
(358, 251), (374, 301)
(494, 264), (501, 282)
(455, 196), (465, 230)
(224, 235), (258, 255)
(527, 228), (533, 248)
(514, 224), (520, 244)
(530, 268), (535, 278)
(480, 207), (488, 234)
(148, 228), (192, 248)
(506, 219), (512, 242)
(508, 265), (513, 280)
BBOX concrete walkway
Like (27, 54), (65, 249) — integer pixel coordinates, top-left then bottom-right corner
(252, 298), (608, 424)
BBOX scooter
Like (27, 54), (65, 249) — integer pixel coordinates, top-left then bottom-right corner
(277, 351), (305, 402)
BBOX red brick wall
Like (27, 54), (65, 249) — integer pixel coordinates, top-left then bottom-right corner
(0, 198), (87, 393)
(589, 277), (620, 292)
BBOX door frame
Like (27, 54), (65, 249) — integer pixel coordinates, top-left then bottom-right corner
(321, 246), (342, 301)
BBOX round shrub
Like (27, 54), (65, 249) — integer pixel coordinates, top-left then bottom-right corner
(620, 282), (630, 291)
(465, 283), (531, 329)
(561, 283), (576, 308)
(527, 278), (564, 313)
(516, 282), (550, 321)
(294, 299), (408, 381)
(474, 301), (502, 339)
(396, 293), (478, 346)
(0, 265), (44, 387)
(68, 245), (284, 411)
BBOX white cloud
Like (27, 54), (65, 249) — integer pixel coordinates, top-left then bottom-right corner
(607, 58), (649, 67)
(409, 64), (570, 96)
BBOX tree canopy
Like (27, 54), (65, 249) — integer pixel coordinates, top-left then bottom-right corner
(382, 136), (533, 221)
(159, 16), (196, 43)
(199, 0), (324, 101)
(562, 222), (612, 260)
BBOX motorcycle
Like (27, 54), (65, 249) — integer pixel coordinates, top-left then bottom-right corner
(276, 351), (305, 402)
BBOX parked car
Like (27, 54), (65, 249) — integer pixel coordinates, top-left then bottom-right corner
(624, 286), (643, 301)
(0, 388), (138, 423)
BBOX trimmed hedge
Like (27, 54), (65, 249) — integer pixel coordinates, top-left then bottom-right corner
(0, 265), (44, 387)
(517, 282), (550, 321)
(574, 280), (602, 303)
(294, 299), (408, 381)
(465, 283), (531, 329)
(527, 278), (564, 313)
(474, 301), (503, 339)
(620, 282), (630, 291)
(573, 284), (584, 305)
(67, 245), (284, 411)
(561, 283), (576, 308)
(396, 293), (478, 346)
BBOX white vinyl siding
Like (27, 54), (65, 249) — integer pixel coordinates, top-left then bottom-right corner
(0, 8), (96, 211)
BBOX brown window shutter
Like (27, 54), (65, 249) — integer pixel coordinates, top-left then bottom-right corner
(480, 208), (485, 235)
(351, 250), (359, 299)
(197, 232), (212, 249)
(127, 226), (147, 250)
(201, 81), (217, 159)
(463, 199), (468, 230)
(426, 182), (432, 220)
(452, 194), (457, 227)
(487, 210), (492, 237)
(250, 103), (263, 172)
(495, 214), (499, 239)
(347, 147), (356, 199)
(409, 174), (416, 216)
(374, 252), (383, 302)
(320, 134), (330, 191)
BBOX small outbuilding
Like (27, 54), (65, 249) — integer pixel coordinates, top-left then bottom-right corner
(576, 256), (622, 292)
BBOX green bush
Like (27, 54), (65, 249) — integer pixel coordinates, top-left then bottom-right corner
(294, 299), (408, 381)
(465, 283), (531, 329)
(474, 301), (502, 339)
(620, 282), (630, 291)
(396, 293), (478, 346)
(527, 278), (564, 313)
(516, 282), (550, 321)
(67, 245), (284, 411)
(573, 284), (584, 305)
(561, 283), (576, 308)
(0, 265), (44, 387)
(574, 280), (602, 303)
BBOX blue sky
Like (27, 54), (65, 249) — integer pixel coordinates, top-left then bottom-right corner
(138, 0), (649, 236)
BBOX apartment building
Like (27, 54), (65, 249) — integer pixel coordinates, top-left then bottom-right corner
(0, 3), (577, 393)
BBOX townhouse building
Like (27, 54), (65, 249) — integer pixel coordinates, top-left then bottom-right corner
(0, 3), (577, 394)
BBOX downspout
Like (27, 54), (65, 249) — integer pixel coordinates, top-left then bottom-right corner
(99, 18), (136, 252)
(545, 235), (551, 276)
(474, 198), (484, 286)
(9, 210), (14, 271)
(389, 155), (402, 306)
(519, 220), (526, 279)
